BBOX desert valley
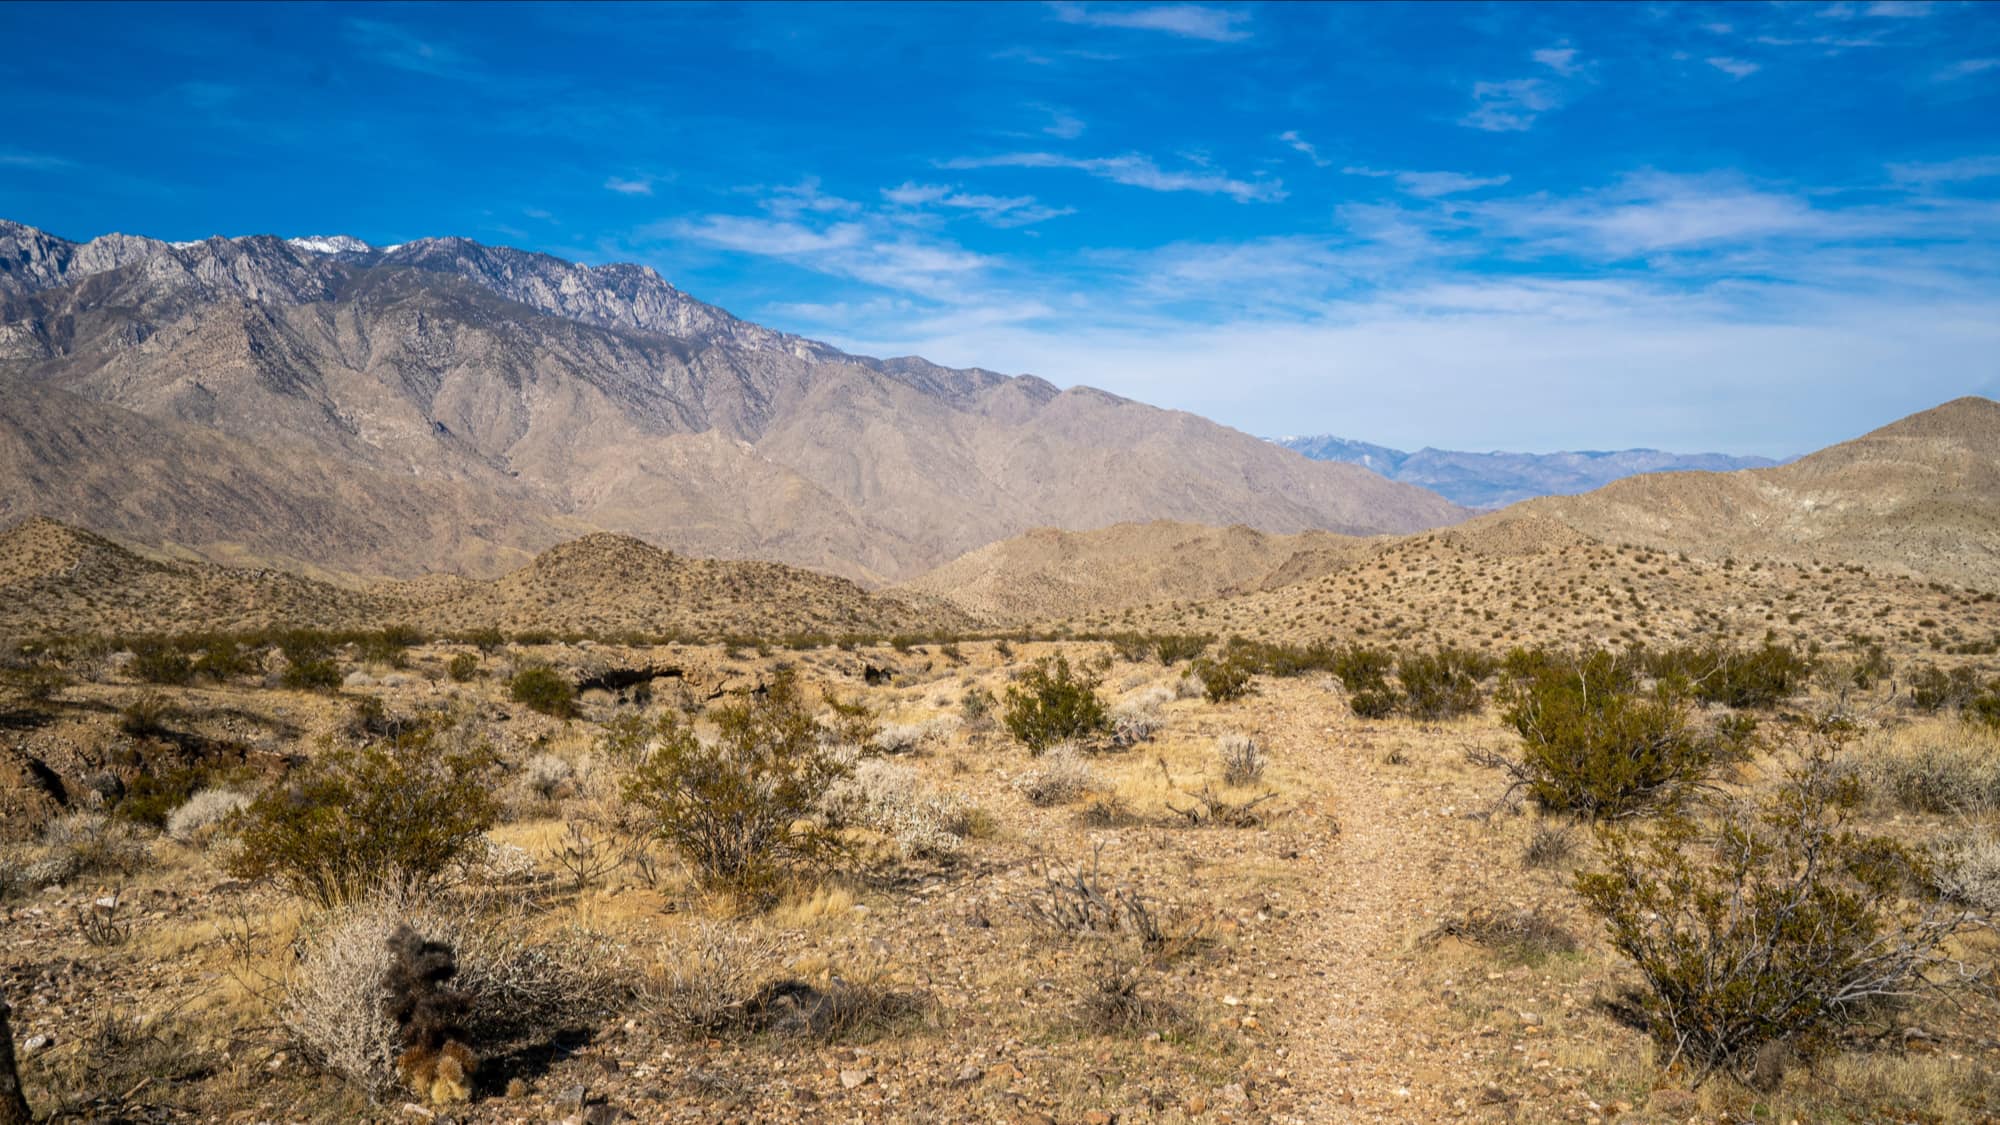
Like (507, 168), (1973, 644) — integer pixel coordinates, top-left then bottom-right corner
(0, 210), (1995, 1125)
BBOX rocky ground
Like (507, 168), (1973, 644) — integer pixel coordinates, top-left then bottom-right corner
(3, 639), (1998, 1123)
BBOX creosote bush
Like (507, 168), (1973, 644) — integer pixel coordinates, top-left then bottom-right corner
(446, 653), (479, 683)
(1003, 653), (1110, 754)
(230, 719), (499, 906)
(1396, 647), (1493, 721)
(508, 665), (577, 718)
(1577, 733), (1986, 1083)
(623, 671), (848, 897)
(1190, 654), (1254, 703)
(1502, 650), (1712, 819)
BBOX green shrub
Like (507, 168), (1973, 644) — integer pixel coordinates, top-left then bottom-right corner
(1332, 645), (1395, 694)
(358, 626), (423, 669)
(1348, 689), (1401, 720)
(1224, 637), (1337, 678)
(130, 640), (194, 686)
(1396, 648), (1492, 721)
(1190, 654), (1254, 703)
(193, 635), (259, 681)
(230, 720), (498, 906)
(1908, 664), (1981, 713)
(1577, 739), (1976, 1083)
(1153, 634), (1212, 665)
(1502, 651), (1711, 819)
(1003, 654), (1110, 754)
(278, 631), (342, 692)
(623, 672), (847, 896)
(1646, 643), (1811, 709)
(446, 653), (480, 683)
(509, 665), (577, 718)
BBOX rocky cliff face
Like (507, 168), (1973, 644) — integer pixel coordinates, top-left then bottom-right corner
(0, 219), (1470, 584)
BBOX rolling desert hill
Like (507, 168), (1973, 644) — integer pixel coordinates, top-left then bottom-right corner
(1516, 396), (2000, 590)
(1274, 433), (1781, 508)
(0, 219), (1468, 585)
(898, 520), (1376, 625)
(0, 518), (969, 640)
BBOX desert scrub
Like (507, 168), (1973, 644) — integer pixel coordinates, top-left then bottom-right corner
(1011, 741), (1097, 807)
(230, 719), (499, 906)
(1395, 647), (1493, 720)
(165, 788), (251, 844)
(1577, 736), (1984, 1083)
(282, 886), (621, 1101)
(445, 652), (479, 683)
(1501, 650), (1712, 819)
(1152, 633), (1212, 665)
(623, 671), (848, 896)
(1217, 733), (1266, 786)
(30, 813), (150, 886)
(1928, 824), (2000, 912)
(1109, 690), (1166, 747)
(823, 758), (976, 860)
(129, 639), (194, 686)
(1858, 718), (2000, 814)
(1003, 653), (1110, 753)
(1191, 653), (1255, 703)
(508, 664), (577, 718)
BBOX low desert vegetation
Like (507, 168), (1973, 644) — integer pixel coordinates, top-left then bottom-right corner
(1002, 652), (1110, 752)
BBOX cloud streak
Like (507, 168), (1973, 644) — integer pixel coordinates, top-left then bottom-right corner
(1048, 2), (1251, 42)
(941, 151), (1285, 202)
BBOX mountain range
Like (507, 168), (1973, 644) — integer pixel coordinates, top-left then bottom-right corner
(0, 219), (1467, 586)
(1273, 434), (1781, 509)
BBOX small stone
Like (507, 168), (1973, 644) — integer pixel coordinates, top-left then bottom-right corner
(397, 1105), (435, 1121)
(839, 1069), (873, 1089)
(1646, 1088), (1699, 1116)
(582, 1106), (624, 1125)
(1084, 1112), (1116, 1125)
(1186, 1093), (1208, 1115)
(1478, 1083), (1510, 1105)
(1218, 1083), (1249, 1108)
(21, 1034), (52, 1054)
(953, 1064), (985, 1085)
(557, 1083), (589, 1108)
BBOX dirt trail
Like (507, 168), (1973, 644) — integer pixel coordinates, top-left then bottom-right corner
(1275, 712), (1492, 1122)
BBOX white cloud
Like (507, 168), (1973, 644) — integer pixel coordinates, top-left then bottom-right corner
(1346, 167), (1512, 198)
(343, 19), (468, 77)
(1707, 57), (1761, 78)
(1042, 107), (1087, 139)
(1461, 78), (1561, 132)
(1533, 46), (1583, 76)
(1938, 58), (2000, 81)
(0, 150), (72, 171)
(941, 151), (1284, 202)
(1048, 2), (1251, 42)
(1863, 0), (1934, 16)
(604, 176), (655, 196)
(1887, 155), (2000, 185)
(1279, 130), (1331, 168)
(763, 178), (861, 219)
(881, 182), (1075, 227)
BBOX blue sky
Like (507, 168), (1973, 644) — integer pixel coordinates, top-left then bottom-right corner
(4, 1), (1998, 455)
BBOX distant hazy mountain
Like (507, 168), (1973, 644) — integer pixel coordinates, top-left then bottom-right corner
(1273, 434), (1781, 509)
(0, 219), (1469, 585)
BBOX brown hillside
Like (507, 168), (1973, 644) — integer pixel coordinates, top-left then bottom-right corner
(0, 520), (971, 640)
(1070, 512), (1997, 663)
(1516, 396), (2000, 590)
(900, 520), (1376, 625)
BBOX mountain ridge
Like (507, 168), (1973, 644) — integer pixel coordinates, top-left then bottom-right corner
(0, 218), (1469, 585)
(1274, 432), (1782, 508)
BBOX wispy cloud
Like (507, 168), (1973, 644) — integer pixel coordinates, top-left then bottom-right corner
(1279, 130), (1331, 167)
(942, 151), (1284, 202)
(1461, 78), (1561, 132)
(1533, 45), (1583, 77)
(604, 176), (656, 196)
(1048, 2), (1251, 43)
(1707, 57), (1761, 78)
(1343, 166), (1511, 197)
(1938, 58), (2000, 81)
(0, 150), (73, 171)
(882, 182), (1075, 227)
(1041, 106), (1087, 139)
(1887, 155), (2000, 185)
(342, 19), (469, 77)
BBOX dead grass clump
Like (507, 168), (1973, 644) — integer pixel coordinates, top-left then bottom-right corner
(28, 1007), (219, 1119)
(646, 921), (777, 1038)
(33, 812), (150, 885)
(282, 886), (622, 1100)
(743, 969), (934, 1043)
(1861, 720), (2000, 814)
(1075, 944), (1191, 1038)
(1521, 822), (1576, 869)
(869, 716), (960, 755)
(1422, 903), (1578, 964)
(823, 758), (976, 860)
(1109, 695), (1163, 748)
(1077, 793), (1140, 828)
(166, 788), (251, 845)
(1217, 733), (1265, 786)
(1012, 742), (1097, 807)
(1927, 824), (2000, 913)
(1015, 847), (1208, 962)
